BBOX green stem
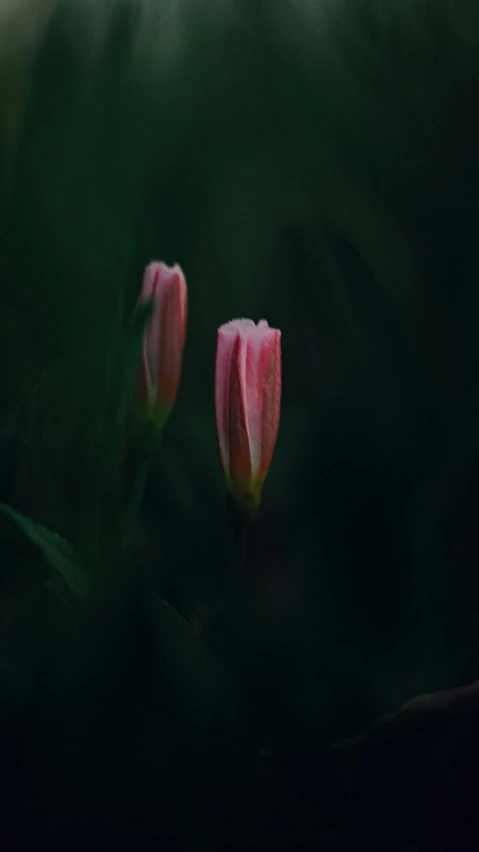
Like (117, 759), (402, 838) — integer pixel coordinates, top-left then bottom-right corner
(214, 496), (255, 611)
(191, 491), (262, 635)
(122, 436), (160, 543)
(224, 519), (249, 606)
(123, 456), (149, 531)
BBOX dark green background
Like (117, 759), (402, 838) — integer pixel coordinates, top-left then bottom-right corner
(1, 1), (479, 848)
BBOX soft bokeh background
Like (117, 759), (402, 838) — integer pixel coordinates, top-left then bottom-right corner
(2, 0), (479, 847)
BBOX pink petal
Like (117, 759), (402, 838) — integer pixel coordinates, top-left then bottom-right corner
(242, 320), (277, 479)
(215, 322), (245, 477)
(228, 333), (253, 484)
(156, 268), (188, 408)
(258, 329), (281, 482)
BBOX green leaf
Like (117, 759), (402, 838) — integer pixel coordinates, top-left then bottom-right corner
(0, 504), (89, 599)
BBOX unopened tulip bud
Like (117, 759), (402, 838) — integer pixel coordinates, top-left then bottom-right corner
(215, 318), (281, 514)
(135, 261), (188, 429)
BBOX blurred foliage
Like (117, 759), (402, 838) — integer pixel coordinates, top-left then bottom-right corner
(1, 0), (479, 848)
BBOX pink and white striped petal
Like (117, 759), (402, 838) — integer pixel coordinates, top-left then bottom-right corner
(215, 317), (282, 508)
(136, 261), (188, 422)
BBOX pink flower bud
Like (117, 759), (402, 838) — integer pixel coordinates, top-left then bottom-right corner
(136, 261), (188, 425)
(215, 318), (281, 511)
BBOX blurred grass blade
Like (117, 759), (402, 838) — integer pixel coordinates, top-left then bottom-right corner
(115, 299), (153, 433)
(0, 503), (88, 599)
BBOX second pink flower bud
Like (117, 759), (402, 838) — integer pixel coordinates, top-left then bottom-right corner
(135, 261), (188, 428)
